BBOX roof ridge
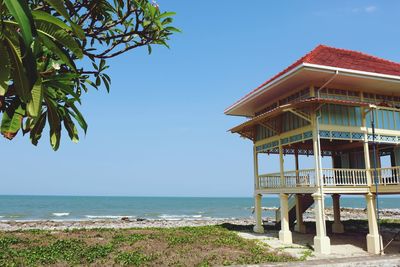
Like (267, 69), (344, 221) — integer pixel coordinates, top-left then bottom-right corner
(225, 45), (400, 115)
(224, 45), (324, 113)
(313, 44), (400, 66)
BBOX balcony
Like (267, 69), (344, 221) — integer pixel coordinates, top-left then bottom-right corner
(258, 166), (400, 190)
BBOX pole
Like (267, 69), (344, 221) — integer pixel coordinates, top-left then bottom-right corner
(316, 111), (326, 234)
(371, 108), (383, 255)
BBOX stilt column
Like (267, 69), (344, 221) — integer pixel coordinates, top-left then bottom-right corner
(311, 112), (331, 254)
(279, 193), (292, 243)
(312, 193), (331, 254)
(332, 194), (344, 233)
(253, 194), (264, 233)
(294, 194), (306, 233)
(365, 193), (382, 254)
(362, 108), (372, 186)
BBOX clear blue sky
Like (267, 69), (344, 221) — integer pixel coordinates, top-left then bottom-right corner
(1, 1), (400, 197)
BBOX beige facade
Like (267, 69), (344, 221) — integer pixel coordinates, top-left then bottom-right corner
(227, 68), (400, 255)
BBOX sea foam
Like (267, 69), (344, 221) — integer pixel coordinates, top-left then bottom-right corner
(52, 213), (70, 217)
(85, 215), (135, 219)
(158, 214), (204, 220)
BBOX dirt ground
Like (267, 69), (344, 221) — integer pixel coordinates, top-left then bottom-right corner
(235, 220), (400, 261)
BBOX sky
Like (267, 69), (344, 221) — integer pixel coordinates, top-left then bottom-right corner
(1, 0), (400, 197)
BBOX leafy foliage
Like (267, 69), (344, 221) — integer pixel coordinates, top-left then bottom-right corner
(0, 226), (293, 266)
(0, 0), (179, 150)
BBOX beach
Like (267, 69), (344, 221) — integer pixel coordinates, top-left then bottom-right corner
(1, 207), (400, 231)
(1, 205), (400, 265)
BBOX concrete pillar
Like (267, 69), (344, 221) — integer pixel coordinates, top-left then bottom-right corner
(295, 149), (299, 183)
(253, 147), (259, 190)
(279, 193), (292, 243)
(294, 194), (306, 233)
(331, 194), (344, 233)
(365, 193), (383, 254)
(312, 193), (331, 254)
(311, 113), (321, 188)
(253, 194), (264, 233)
(362, 107), (372, 186)
(279, 142), (285, 187)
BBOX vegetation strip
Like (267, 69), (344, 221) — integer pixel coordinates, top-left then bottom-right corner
(0, 225), (293, 266)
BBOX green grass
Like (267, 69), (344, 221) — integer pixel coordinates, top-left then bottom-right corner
(0, 225), (293, 266)
(115, 251), (154, 266)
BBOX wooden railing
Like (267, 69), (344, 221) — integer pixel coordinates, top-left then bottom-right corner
(322, 168), (368, 186)
(257, 167), (400, 188)
(258, 169), (316, 188)
(259, 173), (280, 188)
(284, 169), (316, 187)
(371, 166), (400, 185)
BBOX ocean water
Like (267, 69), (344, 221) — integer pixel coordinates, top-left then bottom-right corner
(0, 195), (398, 221)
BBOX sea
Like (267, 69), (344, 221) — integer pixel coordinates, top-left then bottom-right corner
(0, 195), (398, 221)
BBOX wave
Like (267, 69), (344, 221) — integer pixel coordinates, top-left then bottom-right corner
(85, 215), (135, 219)
(158, 214), (205, 221)
(52, 213), (70, 217)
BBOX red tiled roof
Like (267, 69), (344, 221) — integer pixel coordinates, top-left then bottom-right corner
(226, 45), (400, 113)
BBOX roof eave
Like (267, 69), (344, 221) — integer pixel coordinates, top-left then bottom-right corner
(225, 63), (400, 117)
(224, 63), (305, 116)
(303, 63), (400, 83)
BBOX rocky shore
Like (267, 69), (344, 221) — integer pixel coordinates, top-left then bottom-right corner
(262, 207), (400, 222)
(0, 218), (256, 231)
(1, 207), (399, 231)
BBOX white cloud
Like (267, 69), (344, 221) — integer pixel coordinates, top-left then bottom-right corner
(352, 5), (377, 14)
(364, 5), (377, 13)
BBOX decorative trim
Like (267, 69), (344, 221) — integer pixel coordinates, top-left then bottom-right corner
(256, 131), (313, 152)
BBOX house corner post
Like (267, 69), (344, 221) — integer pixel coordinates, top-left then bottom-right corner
(278, 193), (292, 243)
(362, 107), (372, 186)
(294, 194), (306, 233)
(365, 193), (383, 254)
(253, 193), (264, 233)
(253, 147), (264, 233)
(331, 194), (344, 234)
(312, 192), (331, 254)
(311, 111), (331, 254)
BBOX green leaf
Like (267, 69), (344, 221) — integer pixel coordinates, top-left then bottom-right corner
(32, 10), (72, 32)
(27, 78), (43, 117)
(46, 80), (81, 104)
(4, 35), (31, 102)
(30, 112), (47, 145)
(63, 113), (79, 143)
(158, 12), (176, 19)
(1, 99), (25, 140)
(4, 0), (36, 48)
(0, 43), (10, 96)
(45, 97), (61, 150)
(44, 0), (71, 20)
(99, 59), (106, 70)
(38, 34), (76, 70)
(68, 102), (87, 134)
(164, 26), (181, 33)
(101, 76), (110, 93)
(36, 20), (83, 58)
(44, 0), (85, 40)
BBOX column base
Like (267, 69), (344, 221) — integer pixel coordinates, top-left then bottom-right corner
(366, 234), (383, 254)
(279, 230), (292, 244)
(253, 225), (264, 234)
(332, 222), (344, 234)
(314, 236), (331, 254)
(294, 223), (307, 233)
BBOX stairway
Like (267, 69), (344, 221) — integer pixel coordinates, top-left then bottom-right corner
(275, 194), (314, 226)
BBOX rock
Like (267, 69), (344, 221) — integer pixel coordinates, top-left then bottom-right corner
(121, 217), (130, 222)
